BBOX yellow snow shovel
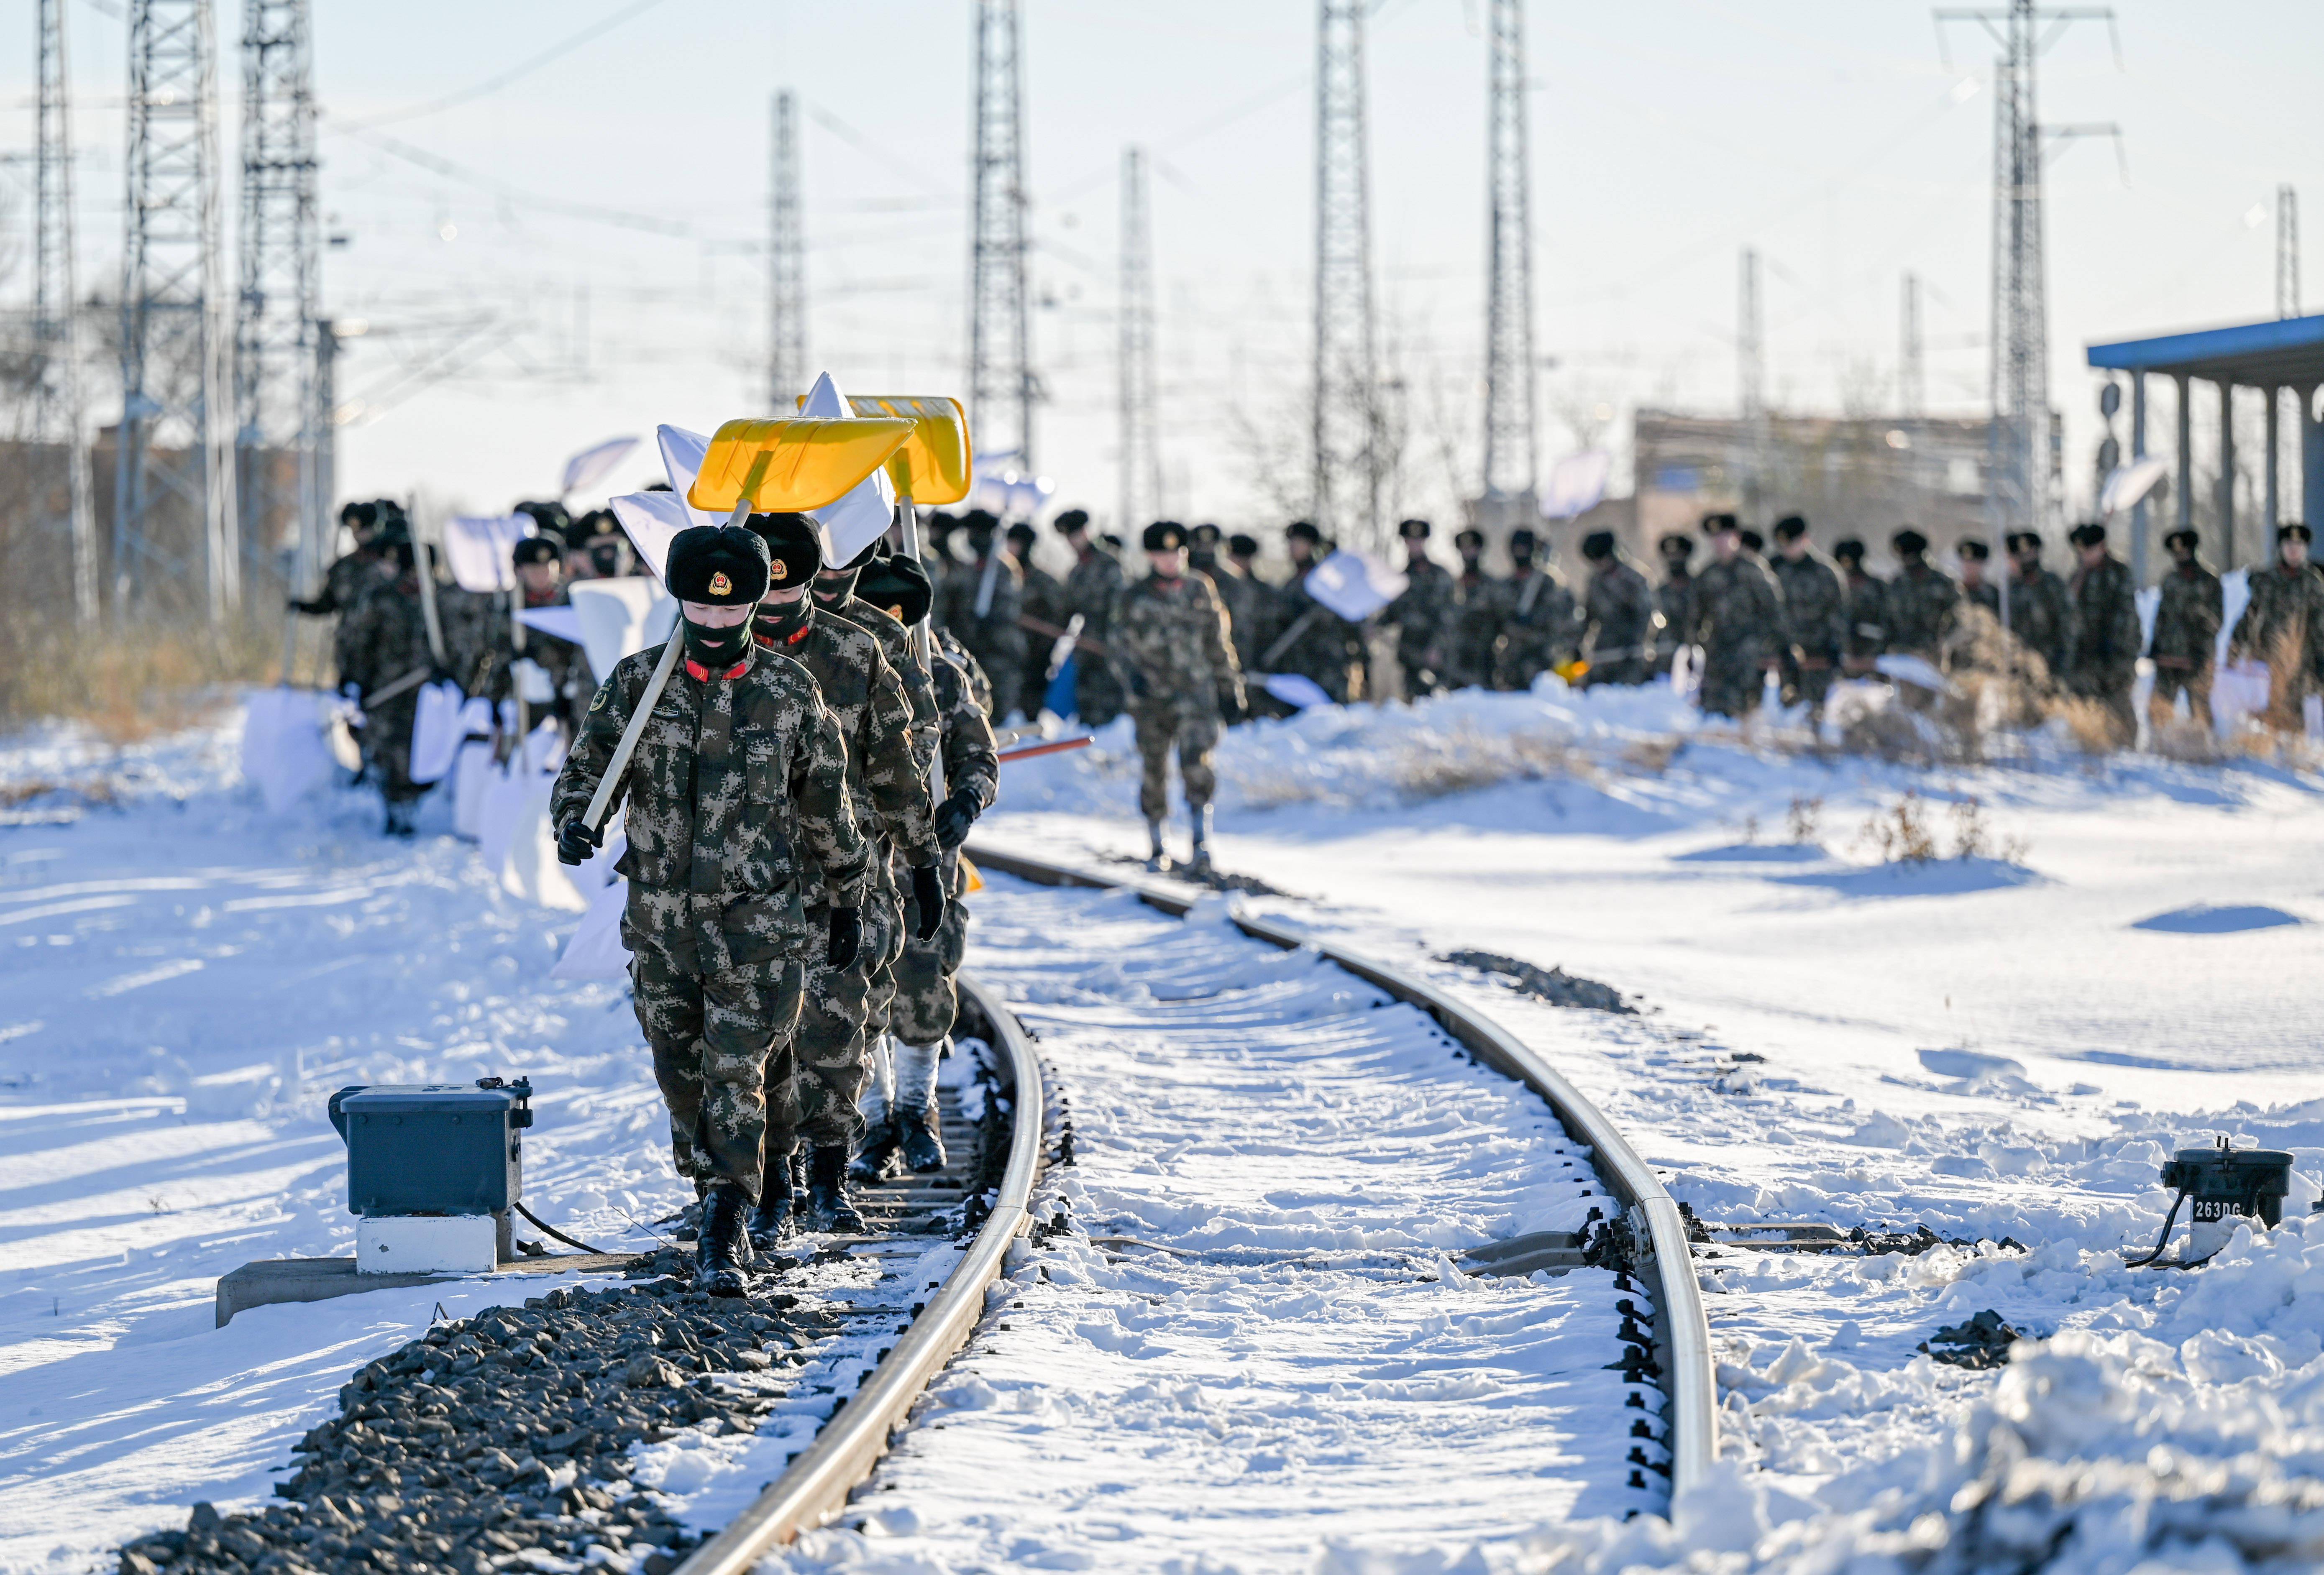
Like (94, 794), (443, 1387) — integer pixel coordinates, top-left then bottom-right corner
(684, 416), (914, 516)
(795, 393), (974, 506)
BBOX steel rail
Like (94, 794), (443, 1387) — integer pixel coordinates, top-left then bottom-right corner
(963, 841), (1719, 1500)
(674, 970), (1046, 1571)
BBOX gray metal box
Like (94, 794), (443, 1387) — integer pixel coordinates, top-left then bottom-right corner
(328, 1079), (530, 1217)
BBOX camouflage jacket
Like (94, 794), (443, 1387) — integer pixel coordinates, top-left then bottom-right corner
(1492, 568), (1581, 673)
(496, 586), (584, 710)
(822, 593), (941, 778)
(338, 578), (435, 696)
(299, 550), (390, 617)
(1771, 552), (1845, 663)
(1109, 570), (1243, 705)
(2148, 562), (2223, 667)
(2232, 564), (2324, 678)
(2004, 567), (2074, 677)
(934, 550), (1028, 673)
(1389, 559), (1457, 653)
(551, 642), (867, 974)
(2065, 555), (2140, 680)
(1208, 565), (1267, 673)
(1963, 580), (2000, 616)
(933, 632), (1000, 816)
(754, 601), (939, 903)
(937, 627), (996, 718)
(1654, 570), (1698, 665)
(436, 583), (505, 697)
(1688, 555), (1784, 662)
(1882, 563), (1959, 657)
(1581, 559), (1657, 665)
(1447, 569), (1503, 683)
(1060, 549), (1125, 641)
(1259, 576), (1365, 699)
(1840, 570), (1887, 663)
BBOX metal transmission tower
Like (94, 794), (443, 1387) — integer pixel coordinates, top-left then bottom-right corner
(1312, 0), (1380, 545)
(33, 0), (97, 623)
(2279, 185), (2300, 319)
(1478, 0), (1537, 506)
(768, 91), (806, 412)
(1738, 246), (1766, 520)
(236, 0), (322, 597)
(118, 0), (237, 621)
(1900, 271), (1925, 417)
(1117, 146), (1160, 533)
(967, 0), (1035, 467)
(1938, 0), (2119, 547)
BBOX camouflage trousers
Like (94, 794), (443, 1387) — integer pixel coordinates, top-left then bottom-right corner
(361, 692), (424, 803)
(1132, 698), (1222, 820)
(776, 893), (905, 1153)
(631, 946), (804, 1203)
(2149, 660), (2214, 729)
(1698, 652), (1770, 719)
(891, 851), (972, 1045)
(1783, 655), (1837, 714)
(2065, 667), (2137, 747)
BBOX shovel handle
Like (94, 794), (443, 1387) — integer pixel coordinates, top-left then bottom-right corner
(581, 632), (684, 834)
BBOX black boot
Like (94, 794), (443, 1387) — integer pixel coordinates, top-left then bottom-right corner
(896, 1107), (947, 1174)
(749, 1145), (796, 1249)
(803, 1145), (866, 1235)
(695, 1182), (750, 1297)
(850, 1115), (901, 1184)
(383, 798), (417, 839)
(789, 1145), (809, 1216)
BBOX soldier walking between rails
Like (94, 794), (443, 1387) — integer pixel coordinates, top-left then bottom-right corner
(551, 524), (869, 1297)
(1111, 521), (1246, 873)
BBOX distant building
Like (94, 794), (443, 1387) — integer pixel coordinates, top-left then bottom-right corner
(1633, 410), (2002, 568)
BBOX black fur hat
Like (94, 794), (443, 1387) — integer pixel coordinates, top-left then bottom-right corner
(667, 525), (771, 604)
(742, 512), (824, 589)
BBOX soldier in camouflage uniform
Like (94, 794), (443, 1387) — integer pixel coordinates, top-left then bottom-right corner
(1831, 539), (1886, 678)
(1956, 539), (1999, 617)
(1689, 514), (1785, 718)
(745, 518), (945, 1235)
(1443, 528), (1500, 690)
(1577, 530), (1656, 687)
(2230, 522), (2324, 733)
(851, 555), (998, 1176)
(493, 536), (584, 731)
(336, 537), (440, 836)
(1490, 528), (1579, 690)
(2147, 527), (2222, 730)
(288, 500), (389, 622)
(1259, 521), (1366, 703)
(2062, 521), (2141, 747)
(1004, 521), (1065, 720)
(2002, 532), (2073, 685)
(1054, 510), (1126, 726)
(1652, 533), (1698, 677)
(1881, 529), (1958, 665)
(1769, 516), (1843, 713)
(1387, 517), (1456, 699)
(551, 524), (868, 1294)
(1110, 521), (1245, 871)
(934, 509), (1028, 722)
(1217, 534), (1267, 683)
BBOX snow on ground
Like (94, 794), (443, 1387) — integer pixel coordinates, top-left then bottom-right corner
(976, 678), (2324, 1570)
(776, 881), (1655, 1573)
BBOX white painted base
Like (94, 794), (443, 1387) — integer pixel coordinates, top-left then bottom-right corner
(357, 1213), (499, 1275)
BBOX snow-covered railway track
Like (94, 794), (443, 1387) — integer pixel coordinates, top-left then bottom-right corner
(964, 842), (1718, 1502)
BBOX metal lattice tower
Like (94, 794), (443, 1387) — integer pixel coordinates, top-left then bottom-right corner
(768, 91), (806, 412)
(1312, 0), (1380, 545)
(1900, 271), (1925, 417)
(33, 0), (97, 622)
(236, 0), (322, 596)
(1738, 246), (1765, 519)
(2279, 185), (2300, 319)
(1940, 0), (2118, 542)
(1117, 146), (1160, 533)
(118, 0), (237, 620)
(1479, 0), (1537, 502)
(967, 0), (1035, 467)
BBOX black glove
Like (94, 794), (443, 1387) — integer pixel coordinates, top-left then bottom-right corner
(555, 818), (601, 867)
(1126, 668), (1150, 700)
(934, 787), (981, 850)
(826, 906), (862, 971)
(909, 862), (947, 941)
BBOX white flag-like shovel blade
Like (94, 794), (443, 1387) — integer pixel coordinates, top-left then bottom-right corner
(654, 425), (721, 531)
(561, 435), (640, 497)
(441, 514), (528, 593)
(1304, 548), (1406, 623)
(609, 491), (691, 585)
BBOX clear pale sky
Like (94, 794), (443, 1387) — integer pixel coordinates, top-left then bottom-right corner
(9, 0), (2320, 542)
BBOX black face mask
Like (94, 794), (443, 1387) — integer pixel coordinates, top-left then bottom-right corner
(590, 545), (623, 577)
(1510, 549), (1535, 570)
(754, 597), (811, 644)
(815, 568), (860, 604)
(681, 616), (749, 667)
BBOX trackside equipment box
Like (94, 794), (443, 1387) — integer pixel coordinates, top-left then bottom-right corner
(328, 1077), (532, 1218)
